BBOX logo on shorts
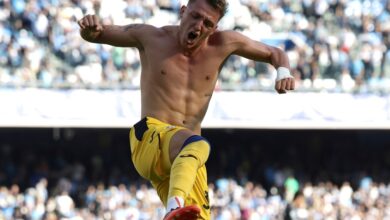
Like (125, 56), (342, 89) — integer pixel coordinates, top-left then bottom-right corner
(165, 125), (176, 131)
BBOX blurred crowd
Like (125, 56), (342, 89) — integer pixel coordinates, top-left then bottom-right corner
(2, 177), (390, 219)
(1, 128), (390, 220)
(1, 0), (390, 93)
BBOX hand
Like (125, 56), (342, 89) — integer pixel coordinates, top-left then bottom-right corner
(78, 14), (104, 41)
(274, 67), (295, 94)
(275, 77), (295, 94)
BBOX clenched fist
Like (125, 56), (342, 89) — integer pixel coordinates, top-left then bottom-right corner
(274, 67), (295, 94)
(78, 14), (104, 42)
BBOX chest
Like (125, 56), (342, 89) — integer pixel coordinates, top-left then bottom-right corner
(145, 48), (221, 87)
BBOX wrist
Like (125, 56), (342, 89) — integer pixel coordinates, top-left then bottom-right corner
(276, 67), (292, 81)
(80, 29), (102, 42)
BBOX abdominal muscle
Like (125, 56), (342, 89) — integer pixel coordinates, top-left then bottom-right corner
(137, 32), (221, 133)
(140, 83), (211, 135)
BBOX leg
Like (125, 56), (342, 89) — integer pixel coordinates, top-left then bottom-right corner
(162, 165), (210, 219)
(130, 118), (209, 218)
(186, 165), (210, 219)
(168, 131), (210, 198)
(164, 130), (211, 219)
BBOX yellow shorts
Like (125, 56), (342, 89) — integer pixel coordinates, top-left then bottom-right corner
(129, 117), (210, 219)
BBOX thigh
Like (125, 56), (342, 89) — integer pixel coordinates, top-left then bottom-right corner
(130, 117), (177, 181)
(131, 120), (190, 182)
(129, 122), (162, 181)
(158, 126), (205, 178)
(167, 129), (200, 163)
(157, 125), (188, 178)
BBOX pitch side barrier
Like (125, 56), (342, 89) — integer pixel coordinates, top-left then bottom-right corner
(0, 89), (389, 129)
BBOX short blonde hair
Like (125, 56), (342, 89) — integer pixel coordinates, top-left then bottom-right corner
(188, 0), (229, 19)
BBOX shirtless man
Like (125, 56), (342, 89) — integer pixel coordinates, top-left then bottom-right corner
(78, 0), (294, 219)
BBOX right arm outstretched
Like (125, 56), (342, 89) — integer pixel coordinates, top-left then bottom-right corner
(78, 14), (153, 49)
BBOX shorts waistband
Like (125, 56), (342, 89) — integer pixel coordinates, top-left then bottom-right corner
(132, 117), (172, 141)
(143, 116), (169, 126)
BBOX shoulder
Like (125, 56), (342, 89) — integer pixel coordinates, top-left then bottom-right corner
(209, 30), (247, 47)
(160, 25), (180, 37)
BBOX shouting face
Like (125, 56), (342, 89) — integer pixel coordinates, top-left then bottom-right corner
(178, 0), (220, 50)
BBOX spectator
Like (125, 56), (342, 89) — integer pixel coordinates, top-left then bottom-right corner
(1, 0), (390, 93)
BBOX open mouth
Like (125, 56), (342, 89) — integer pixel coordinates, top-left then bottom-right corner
(187, 31), (199, 44)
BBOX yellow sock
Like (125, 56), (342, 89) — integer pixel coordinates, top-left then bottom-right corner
(168, 137), (210, 201)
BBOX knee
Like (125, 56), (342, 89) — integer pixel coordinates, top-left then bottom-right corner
(182, 135), (210, 150)
(179, 135), (210, 165)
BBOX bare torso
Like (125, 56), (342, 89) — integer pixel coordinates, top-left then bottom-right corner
(79, 9), (291, 133)
(138, 26), (230, 133)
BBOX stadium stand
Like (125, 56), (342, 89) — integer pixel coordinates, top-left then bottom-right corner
(2, 0), (390, 219)
(1, 129), (390, 219)
(1, 0), (390, 92)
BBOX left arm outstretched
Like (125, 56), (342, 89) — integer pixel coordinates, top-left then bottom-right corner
(222, 31), (295, 93)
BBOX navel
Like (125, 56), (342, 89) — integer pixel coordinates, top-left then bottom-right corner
(182, 120), (186, 124)
(161, 70), (166, 75)
(205, 76), (210, 80)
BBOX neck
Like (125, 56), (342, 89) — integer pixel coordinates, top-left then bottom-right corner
(182, 43), (205, 57)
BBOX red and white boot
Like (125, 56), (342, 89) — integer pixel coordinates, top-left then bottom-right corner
(163, 205), (201, 220)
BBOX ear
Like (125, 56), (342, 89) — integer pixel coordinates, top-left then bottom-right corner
(180, 5), (187, 18)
